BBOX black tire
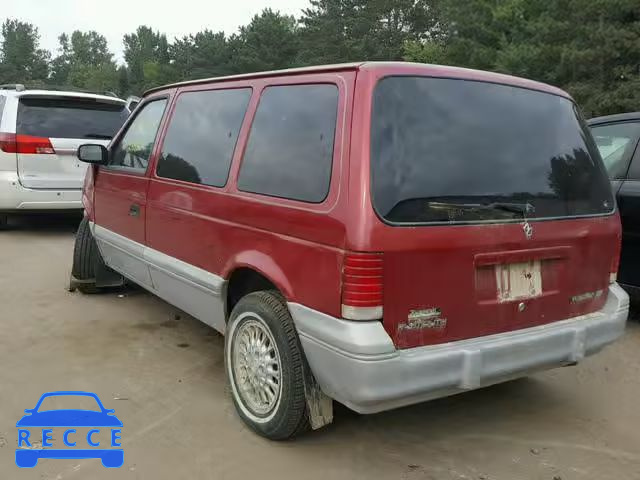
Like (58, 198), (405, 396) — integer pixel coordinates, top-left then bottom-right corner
(225, 291), (310, 440)
(0, 214), (8, 230)
(71, 217), (99, 294)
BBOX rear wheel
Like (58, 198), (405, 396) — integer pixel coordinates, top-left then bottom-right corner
(71, 217), (99, 294)
(0, 214), (9, 230)
(225, 291), (310, 440)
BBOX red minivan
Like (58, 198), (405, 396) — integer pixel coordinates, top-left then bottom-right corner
(72, 62), (629, 439)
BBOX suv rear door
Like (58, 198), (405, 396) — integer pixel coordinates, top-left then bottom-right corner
(16, 95), (127, 189)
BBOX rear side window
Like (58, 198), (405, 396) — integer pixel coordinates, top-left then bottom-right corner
(371, 76), (614, 224)
(17, 97), (128, 139)
(590, 121), (640, 179)
(237, 84), (338, 203)
(157, 88), (251, 186)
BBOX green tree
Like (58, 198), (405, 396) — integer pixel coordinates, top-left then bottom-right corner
(49, 33), (72, 85)
(406, 0), (640, 117)
(49, 30), (118, 92)
(298, 0), (440, 65)
(117, 65), (130, 96)
(124, 26), (177, 93)
(0, 19), (49, 83)
(231, 9), (300, 73)
(170, 30), (232, 80)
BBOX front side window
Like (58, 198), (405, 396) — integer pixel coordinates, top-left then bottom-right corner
(157, 88), (251, 186)
(590, 121), (640, 179)
(237, 84), (339, 203)
(371, 76), (614, 224)
(110, 99), (167, 171)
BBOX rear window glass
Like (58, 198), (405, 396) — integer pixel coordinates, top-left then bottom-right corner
(17, 97), (128, 140)
(590, 121), (640, 179)
(371, 76), (614, 224)
(157, 88), (251, 187)
(237, 84), (338, 203)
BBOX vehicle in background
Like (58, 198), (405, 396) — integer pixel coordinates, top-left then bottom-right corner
(72, 62), (628, 439)
(125, 96), (140, 113)
(588, 112), (640, 298)
(0, 84), (128, 228)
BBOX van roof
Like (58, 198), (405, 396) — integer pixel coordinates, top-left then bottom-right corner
(144, 61), (569, 99)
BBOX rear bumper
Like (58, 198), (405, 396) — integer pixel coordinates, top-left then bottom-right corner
(0, 172), (82, 211)
(288, 284), (629, 414)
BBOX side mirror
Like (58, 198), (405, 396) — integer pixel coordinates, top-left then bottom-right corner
(24, 409), (33, 414)
(77, 144), (108, 165)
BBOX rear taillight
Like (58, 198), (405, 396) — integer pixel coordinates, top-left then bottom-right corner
(0, 133), (54, 154)
(341, 252), (383, 321)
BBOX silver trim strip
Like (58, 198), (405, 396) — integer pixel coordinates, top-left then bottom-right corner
(144, 247), (224, 295)
(91, 222), (224, 297)
(54, 148), (78, 155)
(94, 224), (144, 258)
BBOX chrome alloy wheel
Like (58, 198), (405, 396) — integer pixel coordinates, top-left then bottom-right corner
(231, 316), (282, 417)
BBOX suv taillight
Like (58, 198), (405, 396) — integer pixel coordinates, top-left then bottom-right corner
(341, 252), (383, 321)
(0, 133), (55, 154)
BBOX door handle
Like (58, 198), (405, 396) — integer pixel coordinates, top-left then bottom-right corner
(129, 204), (140, 217)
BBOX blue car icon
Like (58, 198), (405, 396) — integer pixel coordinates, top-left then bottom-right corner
(16, 391), (123, 468)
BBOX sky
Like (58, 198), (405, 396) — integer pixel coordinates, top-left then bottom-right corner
(3, 0), (308, 62)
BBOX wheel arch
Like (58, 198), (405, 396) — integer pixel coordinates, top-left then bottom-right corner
(222, 252), (294, 321)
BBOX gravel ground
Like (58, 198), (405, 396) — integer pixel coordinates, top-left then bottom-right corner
(0, 215), (638, 480)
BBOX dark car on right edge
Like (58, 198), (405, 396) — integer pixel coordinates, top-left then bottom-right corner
(589, 113), (640, 298)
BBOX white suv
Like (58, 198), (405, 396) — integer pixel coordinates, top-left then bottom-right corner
(0, 84), (129, 227)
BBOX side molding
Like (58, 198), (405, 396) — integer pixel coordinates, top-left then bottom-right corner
(91, 223), (227, 333)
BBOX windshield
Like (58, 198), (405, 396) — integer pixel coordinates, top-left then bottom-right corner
(17, 97), (128, 140)
(370, 76), (614, 224)
(590, 121), (640, 179)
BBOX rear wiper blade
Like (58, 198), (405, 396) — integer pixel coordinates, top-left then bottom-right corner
(84, 133), (112, 140)
(427, 201), (535, 216)
(487, 202), (535, 216)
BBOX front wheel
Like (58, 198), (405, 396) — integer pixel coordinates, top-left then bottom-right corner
(71, 217), (99, 293)
(225, 291), (310, 440)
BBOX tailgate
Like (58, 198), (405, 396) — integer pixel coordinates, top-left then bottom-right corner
(382, 217), (618, 349)
(367, 75), (618, 349)
(18, 138), (96, 189)
(16, 95), (126, 190)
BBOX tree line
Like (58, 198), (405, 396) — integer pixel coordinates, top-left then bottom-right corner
(1, 0), (638, 116)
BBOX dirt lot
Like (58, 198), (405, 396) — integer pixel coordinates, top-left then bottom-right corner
(0, 215), (639, 480)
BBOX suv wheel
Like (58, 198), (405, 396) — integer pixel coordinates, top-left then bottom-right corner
(0, 214), (8, 230)
(225, 291), (310, 440)
(71, 217), (100, 293)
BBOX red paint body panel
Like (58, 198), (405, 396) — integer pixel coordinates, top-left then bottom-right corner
(144, 72), (356, 317)
(85, 62), (621, 349)
(93, 169), (149, 244)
